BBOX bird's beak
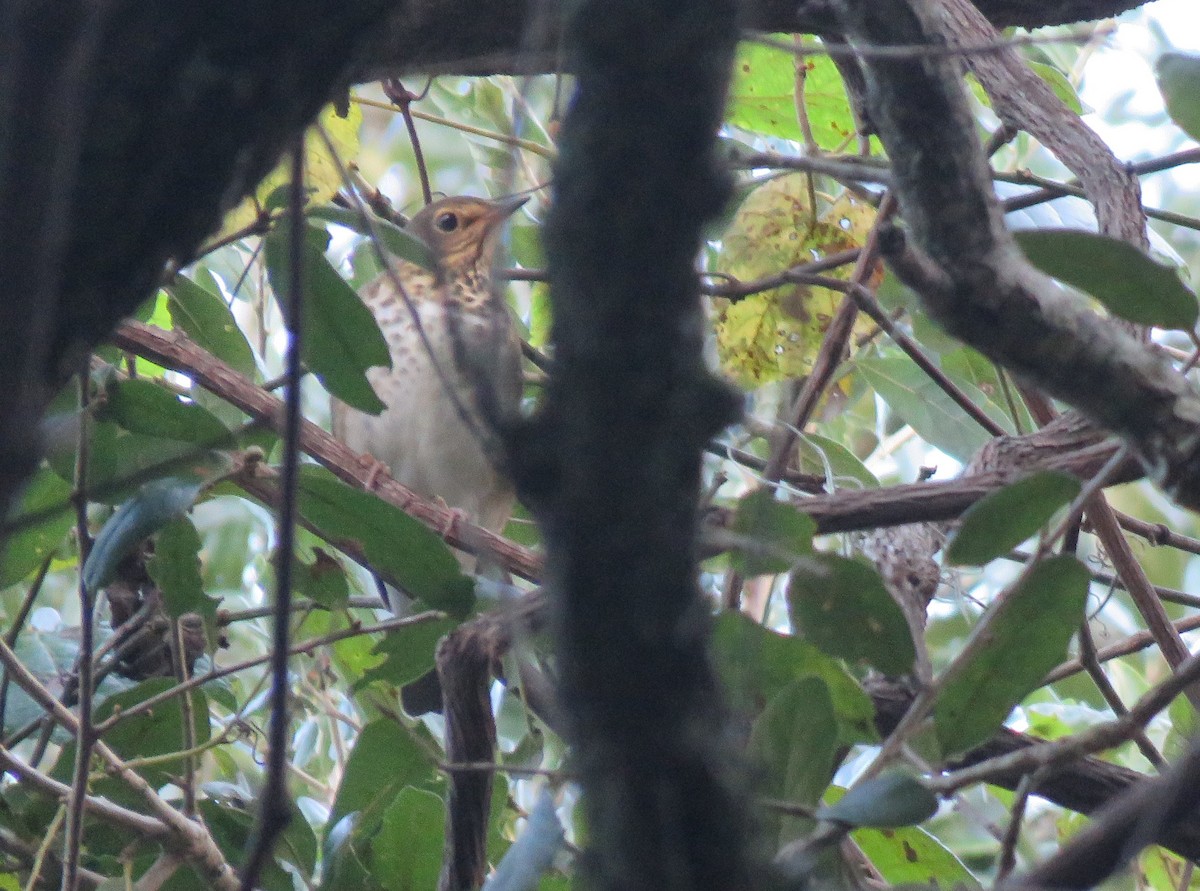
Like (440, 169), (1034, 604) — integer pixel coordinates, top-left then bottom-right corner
(488, 194), (530, 222)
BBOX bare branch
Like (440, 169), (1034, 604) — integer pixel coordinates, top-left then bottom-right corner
(0, 637), (239, 889)
(832, 0), (1200, 511)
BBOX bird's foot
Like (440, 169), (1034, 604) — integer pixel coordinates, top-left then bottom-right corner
(361, 455), (392, 491)
(435, 499), (473, 540)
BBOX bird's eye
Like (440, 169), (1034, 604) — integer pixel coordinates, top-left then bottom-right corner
(435, 212), (459, 232)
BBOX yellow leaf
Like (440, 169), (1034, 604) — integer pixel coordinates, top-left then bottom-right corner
(714, 174), (876, 387)
(218, 101), (363, 237)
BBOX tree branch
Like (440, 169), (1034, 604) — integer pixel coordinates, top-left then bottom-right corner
(0, 636), (239, 889)
(517, 0), (755, 887)
(0, 0), (396, 523)
(832, 0), (1200, 510)
(356, 0), (1149, 78)
(111, 320), (541, 580)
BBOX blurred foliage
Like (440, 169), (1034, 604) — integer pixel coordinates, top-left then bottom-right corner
(4, 11), (1200, 891)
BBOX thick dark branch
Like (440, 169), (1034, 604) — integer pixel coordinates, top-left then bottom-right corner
(0, 0), (395, 521)
(436, 628), (498, 891)
(516, 0), (754, 887)
(832, 0), (1200, 510)
(867, 678), (1200, 866)
(1016, 737), (1200, 887)
(356, 0), (1148, 77)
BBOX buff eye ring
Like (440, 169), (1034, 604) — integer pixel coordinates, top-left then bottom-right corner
(435, 212), (459, 232)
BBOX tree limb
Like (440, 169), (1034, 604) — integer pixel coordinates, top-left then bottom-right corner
(111, 320), (541, 580)
(356, 0), (1149, 78)
(832, 0), (1200, 510)
(516, 0), (755, 887)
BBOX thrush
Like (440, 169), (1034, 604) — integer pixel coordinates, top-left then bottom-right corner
(332, 194), (526, 564)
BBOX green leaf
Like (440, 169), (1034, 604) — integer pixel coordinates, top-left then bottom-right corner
(355, 617), (458, 690)
(788, 554), (915, 676)
(147, 515), (219, 631)
(83, 476), (205, 593)
(939, 347), (1034, 432)
(749, 678), (839, 845)
(219, 100), (361, 236)
(45, 412), (218, 504)
(816, 772), (937, 828)
(1015, 229), (1198, 330)
(795, 434), (879, 489)
(166, 273), (257, 378)
(199, 796), (306, 891)
(713, 612), (877, 745)
(296, 465), (473, 615)
(371, 788), (445, 891)
(730, 489), (815, 575)
(327, 719), (436, 829)
(727, 40), (801, 140)
(1157, 52), (1200, 142)
(946, 470), (1081, 565)
(292, 547), (350, 609)
(715, 179), (877, 386)
(309, 204), (435, 270)
(320, 812), (376, 891)
(0, 470), (74, 588)
(856, 355), (1009, 460)
(488, 773), (513, 863)
(1027, 61), (1083, 114)
(727, 39), (855, 149)
(6, 629), (134, 737)
(264, 222), (391, 414)
(67, 679), (209, 801)
(934, 554), (1089, 755)
(104, 377), (233, 448)
(850, 812), (981, 889)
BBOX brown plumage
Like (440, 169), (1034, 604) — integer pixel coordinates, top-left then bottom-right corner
(331, 195), (525, 549)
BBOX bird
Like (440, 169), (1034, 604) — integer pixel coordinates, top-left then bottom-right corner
(331, 194), (526, 568)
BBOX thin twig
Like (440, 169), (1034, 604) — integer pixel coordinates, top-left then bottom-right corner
(1, 602), (157, 751)
(704, 247), (863, 300)
(764, 193), (897, 482)
(239, 138), (304, 891)
(0, 636), (239, 888)
(94, 612), (444, 734)
(726, 149), (891, 184)
(1088, 495), (1200, 709)
(1108, 510), (1200, 557)
(995, 772), (1035, 882)
(26, 804), (65, 891)
(352, 96), (556, 160)
(930, 642), (1200, 796)
(62, 364), (95, 891)
(1043, 614), (1200, 686)
(836, 276), (1006, 436)
(173, 621), (198, 817)
(0, 747), (167, 840)
(1077, 617), (1164, 769)
(383, 80), (433, 206)
(0, 824), (105, 890)
(0, 553), (55, 738)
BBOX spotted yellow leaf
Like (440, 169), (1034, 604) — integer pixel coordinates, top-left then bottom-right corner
(715, 174), (877, 387)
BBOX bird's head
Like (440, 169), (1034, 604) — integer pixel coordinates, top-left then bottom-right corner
(406, 194), (528, 279)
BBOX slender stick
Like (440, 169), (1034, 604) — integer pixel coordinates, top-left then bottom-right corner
(62, 365), (94, 891)
(239, 137), (304, 891)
